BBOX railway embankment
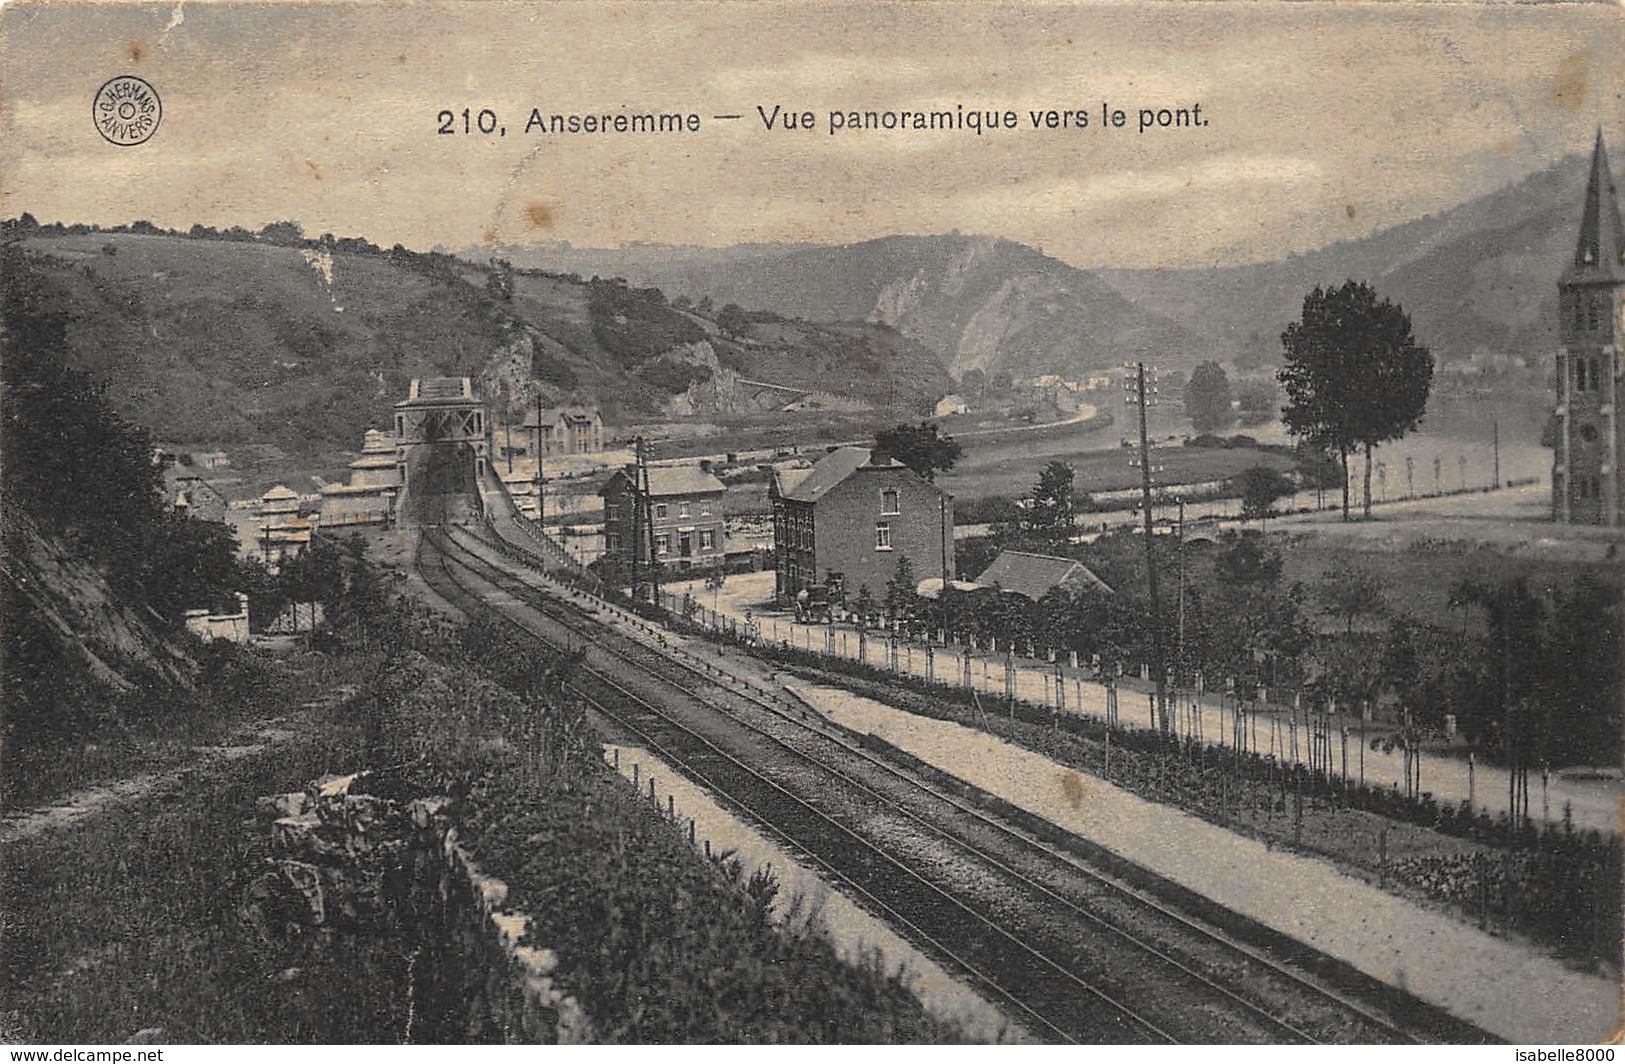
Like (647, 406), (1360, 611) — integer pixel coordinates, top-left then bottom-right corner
(319, 597), (973, 1044)
(424, 521), (1480, 1043)
(795, 683), (1618, 1044)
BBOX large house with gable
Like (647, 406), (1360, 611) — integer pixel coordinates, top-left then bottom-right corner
(769, 446), (954, 605)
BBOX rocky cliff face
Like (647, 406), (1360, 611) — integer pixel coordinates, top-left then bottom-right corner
(2, 513), (198, 697)
(518, 234), (1200, 381)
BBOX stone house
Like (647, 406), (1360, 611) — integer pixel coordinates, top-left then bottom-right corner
(769, 447), (954, 604)
(600, 464), (726, 572)
(524, 406), (606, 456)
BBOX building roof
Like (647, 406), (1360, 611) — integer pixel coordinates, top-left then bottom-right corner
(396, 377), (476, 407)
(1565, 131), (1625, 286)
(602, 464), (726, 498)
(350, 453), (397, 469)
(774, 446), (946, 504)
(522, 404), (601, 428)
(261, 484), (298, 501)
(320, 482), (395, 496)
(361, 428), (393, 454)
(974, 549), (1114, 601)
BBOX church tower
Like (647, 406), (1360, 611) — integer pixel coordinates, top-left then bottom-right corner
(1554, 132), (1625, 525)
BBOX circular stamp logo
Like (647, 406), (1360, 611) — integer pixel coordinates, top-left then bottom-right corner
(93, 75), (162, 146)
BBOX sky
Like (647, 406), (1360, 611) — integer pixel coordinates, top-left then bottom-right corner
(1, 0), (1621, 269)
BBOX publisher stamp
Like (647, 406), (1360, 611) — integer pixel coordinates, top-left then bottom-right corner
(92, 75), (161, 146)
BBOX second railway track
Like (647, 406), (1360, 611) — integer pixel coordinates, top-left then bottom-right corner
(416, 519), (1480, 1045)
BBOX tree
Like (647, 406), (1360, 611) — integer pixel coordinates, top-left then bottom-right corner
(874, 422), (963, 482)
(1213, 530), (1283, 587)
(1235, 378), (1278, 426)
(139, 515), (246, 624)
(1, 253), (165, 585)
(1183, 361), (1234, 434)
(883, 554), (918, 626)
(1024, 460), (1077, 539)
(1279, 281), (1433, 520)
(258, 220), (305, 245)
(1233, 464), (1294, 521)
(1317, 559), (1385, 636)
(1378, 615), (1423, 711)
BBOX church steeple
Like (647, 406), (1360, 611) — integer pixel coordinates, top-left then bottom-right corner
(1563, 129), (1625, 285)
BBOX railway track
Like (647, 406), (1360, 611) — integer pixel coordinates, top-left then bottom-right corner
(416, 521), (1467, 1044)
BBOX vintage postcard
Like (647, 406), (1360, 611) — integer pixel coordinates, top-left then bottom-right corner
(1, 0), (1621, 1051)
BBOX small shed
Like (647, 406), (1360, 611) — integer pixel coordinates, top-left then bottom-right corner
(974, 549), (1113, 601)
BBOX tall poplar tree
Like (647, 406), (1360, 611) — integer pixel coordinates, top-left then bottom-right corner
(1279, 281), (1433, 519)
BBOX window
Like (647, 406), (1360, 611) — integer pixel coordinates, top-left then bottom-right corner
(655, 503), (668, 520)
(875, 522), (892, 550)
(881, 489), (900, 515)
(678, 501), (691, 518)
(606, 532), (622, 553)
(699, 529), (716, 550)
(605, 503), (620, 523)
(1587, 295), (1601, 332)
(655, 533), (670, 555)
(1581, 423), (1599, 443)
(1575, 357), (1591, 393)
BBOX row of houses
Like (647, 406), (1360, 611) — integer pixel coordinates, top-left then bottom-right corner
(595, 443), (1106, 607)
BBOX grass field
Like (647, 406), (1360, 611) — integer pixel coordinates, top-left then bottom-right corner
(0, 698), (394, 1044)
(941, 443), (1298, 505)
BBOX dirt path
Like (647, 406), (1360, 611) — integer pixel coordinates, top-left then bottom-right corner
(0, 716), (304, 846)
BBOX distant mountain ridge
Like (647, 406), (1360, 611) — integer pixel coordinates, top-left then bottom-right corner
(1, 228), (948, 461)
(488, 234), (1203, 380)
(1096, 153), (1593, 367)
(489, 151), (1597, 376)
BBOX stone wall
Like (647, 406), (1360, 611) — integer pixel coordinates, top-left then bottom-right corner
(184, 593), (250, 643)
(246, 774), (591, 1044)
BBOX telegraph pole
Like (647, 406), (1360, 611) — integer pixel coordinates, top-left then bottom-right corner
(1176, 494), (1186, 688)
(534, 393), (546, 528)
(635, 436), (655, 603)
(1492, 420), (1502, 490)
(1126, 361), (1169, 734)
(939, 493), (952, 640)
(629, 436), (643, 600)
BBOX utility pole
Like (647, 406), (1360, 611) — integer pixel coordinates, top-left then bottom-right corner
(629, 436), (643, 601)
(1176, 494), (1186, 689)
(635, 436), (654, 603)
(939, 493), (951, 641)
(1126, 361), (1169, 734)
(1492, 420), (1502, 490)
(534, 393), (546, 528)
